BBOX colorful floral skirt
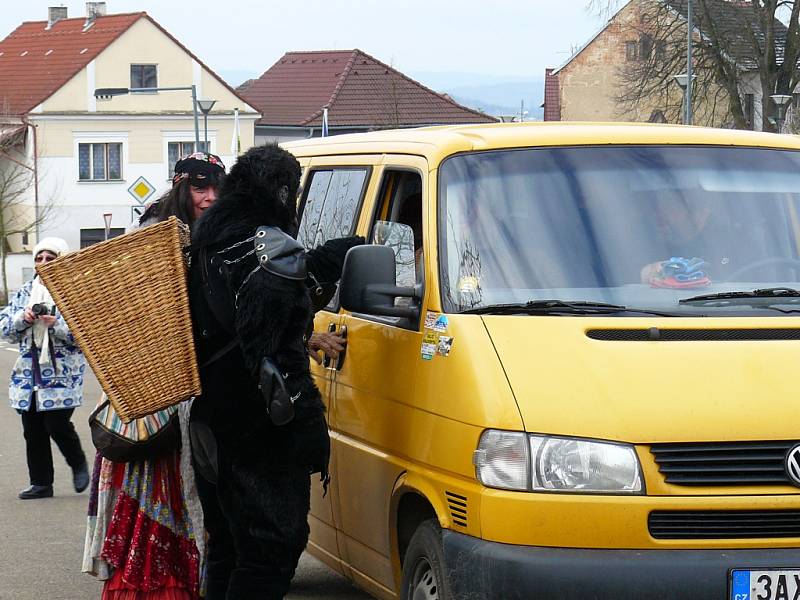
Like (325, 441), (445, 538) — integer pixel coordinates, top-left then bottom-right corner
(83, 451), (200, 599)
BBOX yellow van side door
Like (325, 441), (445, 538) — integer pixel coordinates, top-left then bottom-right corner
(297, 156), (382, 577)
(331, 156), (429, 595)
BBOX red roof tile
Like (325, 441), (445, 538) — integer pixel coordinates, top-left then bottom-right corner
(239, 49), (496, 128)
(0, 13), (143, 115)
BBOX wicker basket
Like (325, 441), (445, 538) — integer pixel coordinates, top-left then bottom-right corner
(36, 217), (201, 423)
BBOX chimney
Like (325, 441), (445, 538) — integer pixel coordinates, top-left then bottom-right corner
(47, 6), (68, 29)
(85, 2), (107, 26)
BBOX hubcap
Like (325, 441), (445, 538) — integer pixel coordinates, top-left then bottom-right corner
(410, 558), (439, 600)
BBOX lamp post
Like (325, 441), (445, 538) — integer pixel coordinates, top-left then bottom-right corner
(103, 212), (112, 242)
(770, 94), (792, 133)
(673, 73), (696, 124)
(94, 86), (201, 148)
(196, 99), (216, 152)
(685, 0), (693, 125)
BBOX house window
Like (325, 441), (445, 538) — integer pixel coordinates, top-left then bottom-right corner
(130, 64), (157, 90)
(167, 141), (208, 178)
(744, 93), (755, 130)
(625, 41), (639, 61)
(639, 34), (654, 61)
(78, 143), (122, 181)
(80, 228), (125, 248)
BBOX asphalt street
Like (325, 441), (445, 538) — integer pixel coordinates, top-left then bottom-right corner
(0, 340), (372, 599)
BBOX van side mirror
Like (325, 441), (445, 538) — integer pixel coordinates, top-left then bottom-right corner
(340, 245), (421, 319)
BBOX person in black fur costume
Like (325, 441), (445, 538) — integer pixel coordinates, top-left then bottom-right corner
(188, 144), (362, 599)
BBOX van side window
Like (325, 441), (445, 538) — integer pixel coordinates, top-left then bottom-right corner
(368, 170), (424, 329)
(297, 167), (370, 311)
(297, 168), (368, 249)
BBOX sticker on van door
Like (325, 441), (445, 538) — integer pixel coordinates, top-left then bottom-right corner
(436, 336), (454, 357)
(424, 311), (449, 333)
(421, 313), (454, 360)
(421, 330), (438, 360)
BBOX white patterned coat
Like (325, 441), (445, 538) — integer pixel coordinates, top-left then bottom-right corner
(0, 279), (86, 411)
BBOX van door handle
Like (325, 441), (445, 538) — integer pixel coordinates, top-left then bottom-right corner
(322, 322), (336, 369)
(336, 326), (348, 371)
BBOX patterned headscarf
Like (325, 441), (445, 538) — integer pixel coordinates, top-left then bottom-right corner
(172, 152), (226, 187)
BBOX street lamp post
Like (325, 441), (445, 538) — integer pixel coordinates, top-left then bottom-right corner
(196, 99), (217, 152)
(685, 0), (693, 125)
(94, 86), (201, 148)
(673, 73), (696, 124)
(770, 94), (792, 133)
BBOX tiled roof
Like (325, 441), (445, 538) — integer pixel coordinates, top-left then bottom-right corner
(239, 49), (496, 128)
(0, 12), (254, 117)
(0, 13), (143, 115)
(543, 68), (561, 121)
(665, 0), (787, 70)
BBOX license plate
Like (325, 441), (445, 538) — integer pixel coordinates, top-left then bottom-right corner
(731, 569), (800, 600)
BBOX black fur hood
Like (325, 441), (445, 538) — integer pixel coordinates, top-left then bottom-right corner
(192, 144), (301, 248)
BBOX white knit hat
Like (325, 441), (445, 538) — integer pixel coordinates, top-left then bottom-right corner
(33, 237), (69, 259)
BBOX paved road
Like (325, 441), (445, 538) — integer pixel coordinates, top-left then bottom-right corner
(0, 340), (372, 599)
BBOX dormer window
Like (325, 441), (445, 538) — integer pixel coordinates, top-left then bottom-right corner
(130, 64), (157, 91)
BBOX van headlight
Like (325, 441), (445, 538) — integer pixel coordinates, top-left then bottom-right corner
(474, 431), (643, 494)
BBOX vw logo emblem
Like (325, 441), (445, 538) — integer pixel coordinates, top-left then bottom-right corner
(786, 444), (800, 487)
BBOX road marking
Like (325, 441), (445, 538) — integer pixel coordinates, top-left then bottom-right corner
(4, 347), (18, 353)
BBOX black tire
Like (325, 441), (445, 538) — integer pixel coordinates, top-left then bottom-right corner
(400, 519), (451, 600)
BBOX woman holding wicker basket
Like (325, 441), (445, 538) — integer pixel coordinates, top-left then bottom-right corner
(81, 152), (226, 600)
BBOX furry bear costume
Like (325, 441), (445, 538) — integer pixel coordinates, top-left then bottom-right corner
(188, 144), (358, 599)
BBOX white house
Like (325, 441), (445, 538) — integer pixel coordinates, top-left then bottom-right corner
(0, 3), (259, 290)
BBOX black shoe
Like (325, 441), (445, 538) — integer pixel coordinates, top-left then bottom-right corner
(18, 485), (53, 500)
(72, 462), (90, 493)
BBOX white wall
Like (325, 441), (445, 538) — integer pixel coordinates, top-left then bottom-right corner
(5, 253), (33, 295)
(31, 121), (251, 251)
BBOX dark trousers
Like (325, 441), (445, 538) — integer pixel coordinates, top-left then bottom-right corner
(20, 402), (86, 486)
(195, 449), (311, 600)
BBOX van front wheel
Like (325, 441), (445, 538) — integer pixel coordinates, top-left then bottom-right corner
(401, 519), (451, 600)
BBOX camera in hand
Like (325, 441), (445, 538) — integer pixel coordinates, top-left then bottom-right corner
(31, 302), (55, 317)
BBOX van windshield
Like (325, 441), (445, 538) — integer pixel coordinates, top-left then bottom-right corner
(439, 145), (800, 315)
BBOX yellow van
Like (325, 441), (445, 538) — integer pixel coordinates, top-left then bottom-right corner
(284, 123), (800, 600)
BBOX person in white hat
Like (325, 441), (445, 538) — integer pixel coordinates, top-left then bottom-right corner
(0, 237), (89, 499)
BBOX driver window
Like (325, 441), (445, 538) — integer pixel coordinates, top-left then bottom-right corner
(369, 170), (424, 327)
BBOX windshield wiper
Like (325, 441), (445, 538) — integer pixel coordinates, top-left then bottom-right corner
(679, 287), (800, 305)
(459, 300), (680, 317)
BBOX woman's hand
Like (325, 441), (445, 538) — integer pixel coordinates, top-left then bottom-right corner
(38, 315), (57, 328)
(22, 308), (36, 325)
(308, 331), (346, 365)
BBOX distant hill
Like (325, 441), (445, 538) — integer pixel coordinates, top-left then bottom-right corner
(412, 72), (545, 120)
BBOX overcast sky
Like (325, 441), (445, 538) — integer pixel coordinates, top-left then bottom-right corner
(1, 0), (606, 86)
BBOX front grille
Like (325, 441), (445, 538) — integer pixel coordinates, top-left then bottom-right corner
(650, 440), (797, 486)
(587, 328), (800, 341)
(649, 510), (800, 539)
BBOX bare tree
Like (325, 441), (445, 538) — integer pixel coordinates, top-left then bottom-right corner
(0, 121), (53, 303)
(589, 0), (800, 131)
